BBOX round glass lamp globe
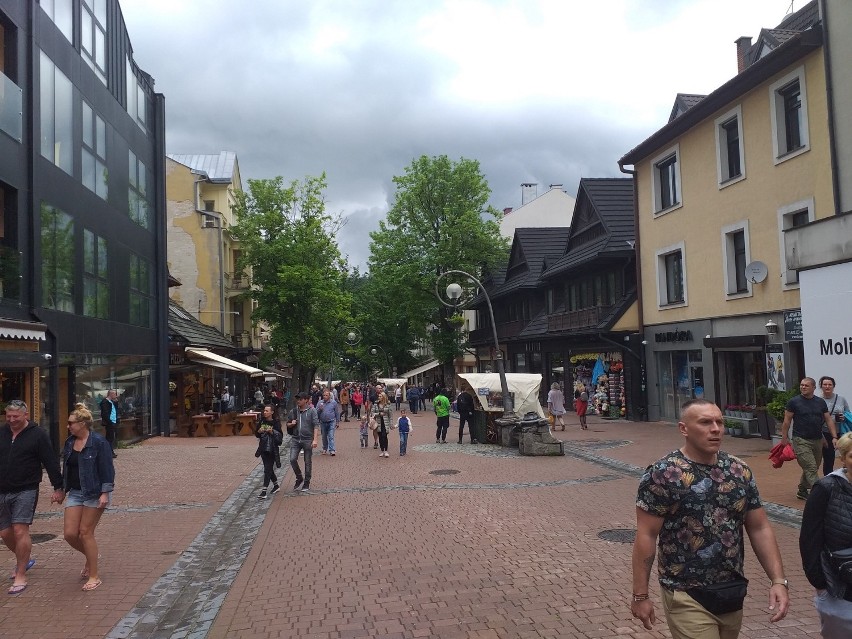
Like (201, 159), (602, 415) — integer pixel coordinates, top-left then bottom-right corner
(446, 283), (463, 300)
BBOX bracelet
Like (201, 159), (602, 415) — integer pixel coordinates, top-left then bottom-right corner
(632, 593), (650, 602)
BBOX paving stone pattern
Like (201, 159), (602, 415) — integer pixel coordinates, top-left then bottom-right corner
(0, 413), (822, 638)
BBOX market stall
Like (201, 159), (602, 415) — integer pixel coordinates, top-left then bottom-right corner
(568, 352), (626, 418)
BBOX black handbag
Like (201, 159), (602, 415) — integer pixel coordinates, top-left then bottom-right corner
(827, 548), (852, 585)
(686, 578), (748, 615)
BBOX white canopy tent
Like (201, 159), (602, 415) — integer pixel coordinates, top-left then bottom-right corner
(456, 373), (545, 418)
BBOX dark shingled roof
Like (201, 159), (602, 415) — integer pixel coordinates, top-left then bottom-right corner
(168, 300), (233, 349)
(541, 178), (634, 278)
(491, 228), (570, 300)
(669, 93), (707, 122)
(743, 0), (820, 68)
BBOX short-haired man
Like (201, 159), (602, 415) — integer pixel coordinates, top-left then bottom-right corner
(1, 400), (64, 594)
(433, 389), (450, 444)
(316, 388), (341, 456)
(781, 377), (838, 500)
(631, 399), (789, 637)
(286, 392), (319, 492)
(99, 389), (119, 458)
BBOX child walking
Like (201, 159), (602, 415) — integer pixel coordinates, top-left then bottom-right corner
(395, 408), (412, 456)
(359, 417), (369, 448)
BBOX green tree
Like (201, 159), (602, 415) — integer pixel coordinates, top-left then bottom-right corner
(368, 155), (508, 385)
(230, 174), (352, 396)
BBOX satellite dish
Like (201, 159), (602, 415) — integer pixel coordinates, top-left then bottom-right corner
(745, 261), (768, 284)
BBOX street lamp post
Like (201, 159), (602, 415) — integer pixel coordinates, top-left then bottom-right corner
(369, 345), (390, 378)
(329, 329), (360, 386)
(437, 270), (513, 417)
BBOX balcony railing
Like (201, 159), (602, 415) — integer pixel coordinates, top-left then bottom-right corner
(0, 245), (21, 302)
(224, 272), (250, 290)
(547, 305), (613, 332)
(469, 319), (525, 343)
(0, 71), (23, 142)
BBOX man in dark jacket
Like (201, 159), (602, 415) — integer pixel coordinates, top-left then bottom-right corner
(1, 400), (64, 594)
(99, 389), (119, 458)
(456, 389), (476, 444)
(285, 392), (319, 492)
(407, 385), (420, 414)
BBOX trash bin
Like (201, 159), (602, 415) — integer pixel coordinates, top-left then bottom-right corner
(471, 410), (487, 444)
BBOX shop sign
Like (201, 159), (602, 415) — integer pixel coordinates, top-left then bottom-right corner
(654, 330), (693, 343)
(169, 351), (186, 365)
(784, 310), (802, 342)
(800, 263), (852, 397)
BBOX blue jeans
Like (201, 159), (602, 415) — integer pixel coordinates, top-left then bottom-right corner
(321, 421), (337, 453)
(399, 431), (409, 455)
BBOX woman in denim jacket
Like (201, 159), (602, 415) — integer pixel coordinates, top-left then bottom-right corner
(61, 403), (115, 591)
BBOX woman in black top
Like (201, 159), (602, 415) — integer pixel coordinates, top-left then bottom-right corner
(62, 403), (115, 592)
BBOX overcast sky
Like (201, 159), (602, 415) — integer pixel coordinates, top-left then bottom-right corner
(121, 0), (799, 269)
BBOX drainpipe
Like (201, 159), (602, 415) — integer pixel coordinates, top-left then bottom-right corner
(618, 160), (648, 420)
(818, 0), (842, 214)
(190, 170), (226, 333)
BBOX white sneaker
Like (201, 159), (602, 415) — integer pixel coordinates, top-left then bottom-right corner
(384, 451), (390, 457)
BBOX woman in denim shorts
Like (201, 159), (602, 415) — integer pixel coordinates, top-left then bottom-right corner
(62, 403), (115, 591)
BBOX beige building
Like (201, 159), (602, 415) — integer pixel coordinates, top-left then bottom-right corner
(619, 1), (829, 423)
(166, 152), (264, 353)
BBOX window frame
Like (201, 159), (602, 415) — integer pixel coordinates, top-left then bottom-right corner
(40, 201), (75, 313)
(777, 197), (814, 288)
(81, 100), (108, 199)
(769, 66), (809, 164)
(83, 228), (108, 318)
(714, 105), (746, 188)
(128, 150), (150, 229)
(650, 144), (682, 216)
(655, 241), (687, 309)
(128, 253), (152, 327)
(721, 221), (752, 298)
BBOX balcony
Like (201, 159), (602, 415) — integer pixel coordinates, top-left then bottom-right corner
(0, 245), (21, 302)
(224, 272), (250, 291)
(0, 71), (23, 142)
(547, 305), (613, 332)
(469, 320), (525, 344)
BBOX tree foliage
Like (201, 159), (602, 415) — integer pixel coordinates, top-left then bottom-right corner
(368, 155), (508, 383)
(230, 174), (352, 392)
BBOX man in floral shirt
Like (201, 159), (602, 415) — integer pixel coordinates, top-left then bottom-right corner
(630, 399), (789, 637)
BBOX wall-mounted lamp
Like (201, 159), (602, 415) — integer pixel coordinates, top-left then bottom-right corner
(705, 334), (712, 339)
(765, 320), (779, 335)
(641, 340), (648, 345)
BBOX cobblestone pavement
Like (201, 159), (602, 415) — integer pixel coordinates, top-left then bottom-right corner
(0, 412), (822, 638)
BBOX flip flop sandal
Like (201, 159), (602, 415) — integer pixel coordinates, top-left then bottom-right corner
(8, 559), (35, 580)
(82, 579), (102, 591)
(7, 583), (27, 595)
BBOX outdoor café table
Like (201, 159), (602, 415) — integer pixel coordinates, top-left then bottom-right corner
(190, 413), (215, 437)
(234, 412), (259, 436)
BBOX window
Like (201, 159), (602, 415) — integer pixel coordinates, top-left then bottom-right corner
(82, 101), (108, 199)
(41, 202), (74, 312)
(778, 198), (814, 286)
(128, 151), (150, 229)
(656, 242), (687, 308)
(39, 51), (73, 175)
(129, 253), (151, 327)
(83, 229), (108, 318)
(714, 106), (745, 187)
(650, 145), (682, 214)
(81, 0), (107, 83)
(40, 0), (73, 42)
(721, 222), (751, 297)
(770, 67), (809, 163)
(126, 57), (147, 130)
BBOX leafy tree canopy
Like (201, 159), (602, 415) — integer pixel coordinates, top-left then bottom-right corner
(368, 155), (508, 377)
(229, 174), (352, 388)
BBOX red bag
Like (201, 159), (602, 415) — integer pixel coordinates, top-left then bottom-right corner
(768, 442), (796, 468)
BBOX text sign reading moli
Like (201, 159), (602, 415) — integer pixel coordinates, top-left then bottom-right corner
(784, 310), (803, 342)
(654, 330), (693, 343)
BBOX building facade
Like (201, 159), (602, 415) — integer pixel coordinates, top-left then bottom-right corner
(619, 1), (831, 423)
(0, 0), (167, 446)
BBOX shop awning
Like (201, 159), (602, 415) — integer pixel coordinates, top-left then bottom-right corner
(0, 319), (48, 341)
(402, 359), (440, 379)
(703, 335), (766, 349)
(185, 348), (264, 376)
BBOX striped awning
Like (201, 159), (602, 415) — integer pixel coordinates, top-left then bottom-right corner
(0, 319), (48, 341)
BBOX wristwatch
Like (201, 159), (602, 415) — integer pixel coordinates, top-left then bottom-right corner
(771, 578), (789, 589)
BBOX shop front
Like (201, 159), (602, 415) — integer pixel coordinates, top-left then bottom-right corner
(644, 321), (712, 422)
(0, 320), (50, 434)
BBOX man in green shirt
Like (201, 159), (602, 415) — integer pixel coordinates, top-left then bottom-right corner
(434, 389), (451, 443)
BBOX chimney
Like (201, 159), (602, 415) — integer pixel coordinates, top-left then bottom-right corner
(503, 207), (513, 216)
(521, 182), (537, 206)
(735, 36), (752, 73)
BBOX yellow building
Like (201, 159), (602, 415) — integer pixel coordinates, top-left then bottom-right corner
(619, 1), (829, 422)
(166, 152), (265, 365)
